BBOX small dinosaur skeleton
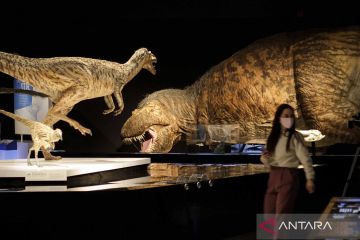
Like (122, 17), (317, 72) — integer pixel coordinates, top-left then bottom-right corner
(0, 109), (62, 166)
(0, 48), (156, 159)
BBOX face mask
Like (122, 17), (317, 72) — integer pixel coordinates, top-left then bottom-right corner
(280, 117), (294, 129)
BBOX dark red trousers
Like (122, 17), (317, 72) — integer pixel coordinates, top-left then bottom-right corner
(264, 166), (299, 214)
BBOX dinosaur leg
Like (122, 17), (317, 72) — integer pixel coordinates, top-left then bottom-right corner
(113, 89), (124, 116)
(34, 146), (40, 167)
(43, 87), (92, 136)
(41, 87), (91, 160)
(27, 148), (33, 166)
(55, 114), (92, 136)
(103, 95), (115, 115)
(40, 113), (61, 160)
(294, 49), (360, 146)
(41, 146), (62, 161)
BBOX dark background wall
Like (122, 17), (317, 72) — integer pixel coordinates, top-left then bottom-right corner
(0, 0), (359, 153)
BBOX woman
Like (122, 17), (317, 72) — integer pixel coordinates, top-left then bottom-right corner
(261, 103), (315, 214)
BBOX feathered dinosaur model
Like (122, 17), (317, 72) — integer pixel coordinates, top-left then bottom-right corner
(0, 109), (62, 166)
(121, 27), (360, 153)
(0, 48), (157, 159)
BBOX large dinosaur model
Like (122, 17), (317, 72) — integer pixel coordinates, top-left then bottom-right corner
(0, 109), (62, 166)
(0, 48), (157, 159)
(121, 27), (360, 153)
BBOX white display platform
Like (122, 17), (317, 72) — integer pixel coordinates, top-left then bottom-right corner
(0, 158), (150, 180)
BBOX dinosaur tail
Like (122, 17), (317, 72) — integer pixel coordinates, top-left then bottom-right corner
(0, 109), (32, 127)
(0, 87), (49, 97)
(0, 51), (39, 85)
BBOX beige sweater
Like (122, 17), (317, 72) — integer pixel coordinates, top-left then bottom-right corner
(261, 132), (315, 180)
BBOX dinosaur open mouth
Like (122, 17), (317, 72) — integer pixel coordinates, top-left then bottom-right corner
(123, 129), (157, 152)
(146, 52), (157, 75)
(141, 129), (157, 152)
(151, 56), (157, 66)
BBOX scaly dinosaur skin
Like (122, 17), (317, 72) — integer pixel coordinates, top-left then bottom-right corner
(0, 48), (157, 159)
(0, 109), (62, 166)
(121, 27), (360, 153)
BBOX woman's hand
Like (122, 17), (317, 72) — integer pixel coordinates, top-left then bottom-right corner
(261, 150), (271, 160)
(306, 179), (315, 194)
(260, 150), (271, 168)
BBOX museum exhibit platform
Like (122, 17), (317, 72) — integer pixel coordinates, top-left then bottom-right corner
(0, 152), (355, 240)
(0, 157), (150, 189)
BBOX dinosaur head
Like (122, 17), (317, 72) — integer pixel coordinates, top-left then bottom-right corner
(53, 128), (63, 142)
(135, 48), (157, 75)
(121, 102), (181, 152)
(121, 90), (190, 153)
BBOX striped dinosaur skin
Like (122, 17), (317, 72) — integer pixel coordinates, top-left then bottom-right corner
(121, 27), (360, 153)
(0, 48), (156, 159)
(0, 109), (62, 166)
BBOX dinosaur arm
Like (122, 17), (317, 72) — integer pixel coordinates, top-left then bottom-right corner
(43, 86), (92, 136)
(103, 95), (115, 115)
(48, 113), (92, 136)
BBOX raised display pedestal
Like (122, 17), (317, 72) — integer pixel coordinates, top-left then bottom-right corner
(0, 157), (150, 189)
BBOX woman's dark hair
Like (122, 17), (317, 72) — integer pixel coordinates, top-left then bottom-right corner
(266, 103), (296, 153)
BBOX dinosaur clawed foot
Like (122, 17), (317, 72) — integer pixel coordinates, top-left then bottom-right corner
(45, 155), (62, 161)
(71, 122), (92, 136)
(103, 108), (123, 116)
(103, 108), (115, 115)
(42, 150), (62, 161)
(27, 159), (41, 167)
(113, 108), (123, 116)
(78, 126), (92, 136)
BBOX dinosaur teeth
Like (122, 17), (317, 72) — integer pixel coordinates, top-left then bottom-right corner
(123, 133), (147, 145)
(141, 134), (145, 142)
(123, 130), (157, 153)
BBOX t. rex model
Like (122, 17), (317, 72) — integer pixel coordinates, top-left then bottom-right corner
(121, 27), (360, 153)
(0, 109), (62, 166)
(0, 48), (157, 159)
